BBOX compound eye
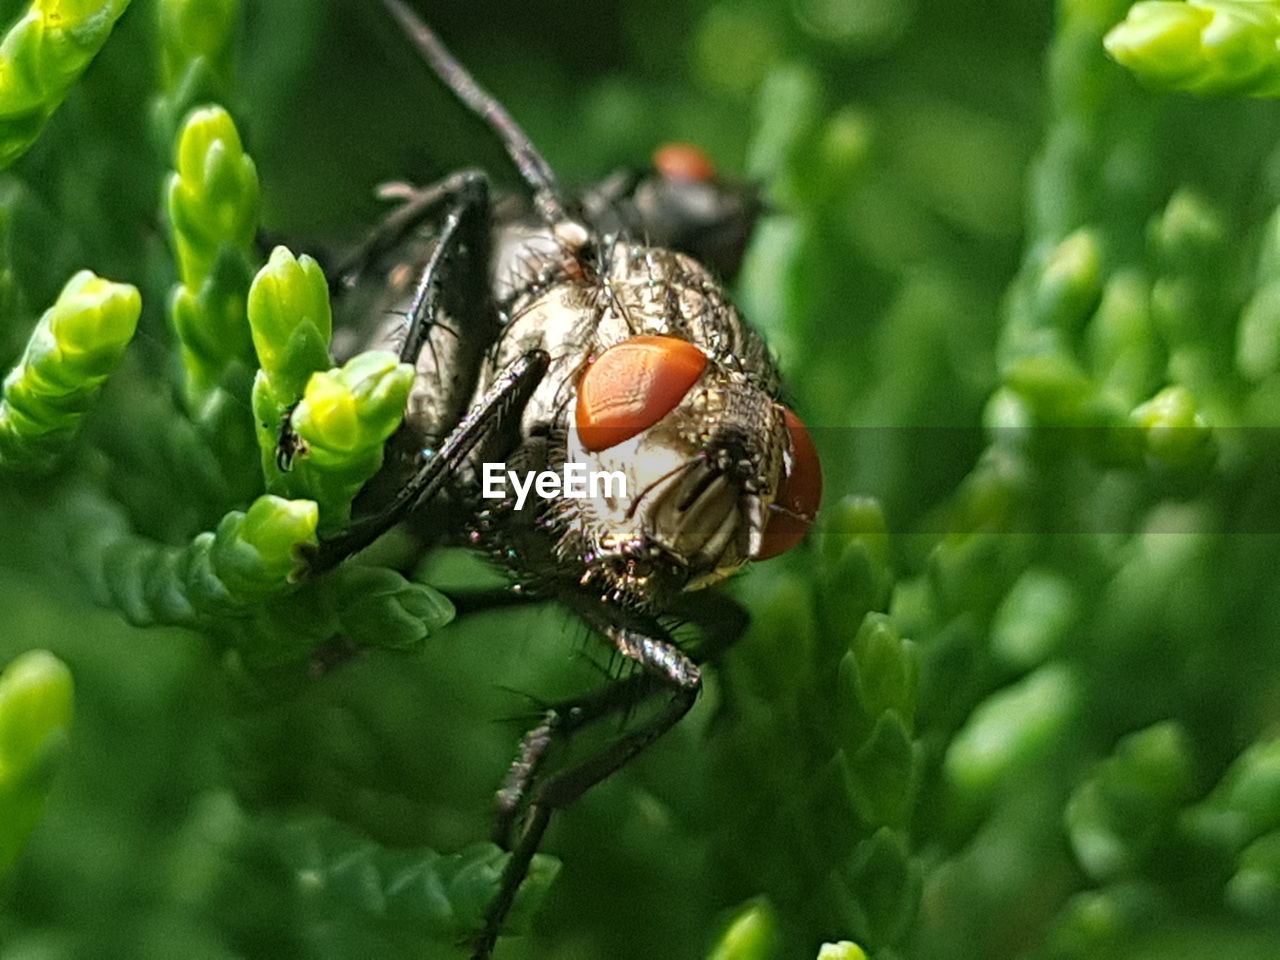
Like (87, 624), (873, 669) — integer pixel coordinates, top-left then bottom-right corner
(653, 142), (717, 183)
(576, 336), (708, 452)
(755, 406), (822, 560)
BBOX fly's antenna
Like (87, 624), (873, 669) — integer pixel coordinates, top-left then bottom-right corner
(381, 0), (570, 224)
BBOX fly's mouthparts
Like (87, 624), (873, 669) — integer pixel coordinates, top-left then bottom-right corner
(647, 460), (745, 568)
(677, 460), (720, 511)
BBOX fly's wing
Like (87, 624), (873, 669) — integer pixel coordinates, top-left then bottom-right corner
(579, 167), (763, 282)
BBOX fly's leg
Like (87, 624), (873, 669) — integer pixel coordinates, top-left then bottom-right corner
(446, 588), (549, 618)
(491, 673), (656, 845)
(316, 168), (494, 404)
(331, 169), (489, 296)
(668, 590), (750, 661)
(488, 594), (748, 841)
(533, 629), (702, 808)
(473, 627), (701, 960)
(302, 168), (511, 572)
(393, 175), (491, 367)
(305, 349), (548, 574)
(380, 0), (569, 222)
(474, 601), (748, 955)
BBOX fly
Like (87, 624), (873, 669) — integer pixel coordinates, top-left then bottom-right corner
(302, 2), (823, 956)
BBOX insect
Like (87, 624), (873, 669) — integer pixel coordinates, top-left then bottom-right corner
(303, 2), (822, 956)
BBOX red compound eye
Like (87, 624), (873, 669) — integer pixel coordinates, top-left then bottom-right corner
(755, 406), (822, 560)
(653, 142), (718, 183)
(576, 336), (708, 452)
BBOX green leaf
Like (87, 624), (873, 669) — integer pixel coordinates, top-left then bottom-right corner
(0, 649), (72, 874)
(707, 900), (779, 960)
(0, 0), (134, 168)
(990, 569), (1080, 668)
(0, 269), (140, 471)
(153, 0), (239, 148)
(1065, 722), (1197, 881)
(279, 350), (413, 532)
(1227, 831), (1280, 917)
(847, 711), (917, 831)
(247, 245), (333, 404)
(278, 815), (560, 949)
(944, 663), (1082, 805)
(165, 103), (260, 409)
(847, 613), (918, 731)
(816, 943), (867, 960)
(1185, 738), (1280, 851)
(1129, 385), (1214, 471)
(334, 567), (455, 652)
(68, 487), (318, 627)
(1106, 0), (1280, 98)
(843, 828), (920, 949)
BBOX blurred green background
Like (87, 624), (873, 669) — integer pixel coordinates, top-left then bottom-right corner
(5, 0), (1280, 958)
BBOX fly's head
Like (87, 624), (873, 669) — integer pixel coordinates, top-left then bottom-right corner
(542, 243), (822, 609)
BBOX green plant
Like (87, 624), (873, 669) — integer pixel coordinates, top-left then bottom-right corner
(0, 649), (72, 874)
(4, 0), (1280, 958)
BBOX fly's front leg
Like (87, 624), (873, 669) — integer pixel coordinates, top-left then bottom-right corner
(487, 592), (745, 841)
(669, 589), (750, 661)
(533, 630), (701, 808)
(489, 596), (742, 840)
(473, 624), (701, 960)
(446, 587), (548, 618)
(305, 350), (548, 574)
(491, 673), (656, 846)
